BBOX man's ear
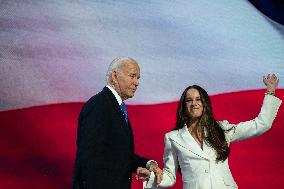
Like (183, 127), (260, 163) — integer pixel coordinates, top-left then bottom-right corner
(111, 70), (118, 84)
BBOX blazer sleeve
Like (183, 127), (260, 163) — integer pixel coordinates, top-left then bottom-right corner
(144, 133), (178, 188)
(220, 94), (282, 143)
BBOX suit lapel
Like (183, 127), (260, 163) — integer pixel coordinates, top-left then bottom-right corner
(171, 127), (209, 159)
(103, 87), (132, 136)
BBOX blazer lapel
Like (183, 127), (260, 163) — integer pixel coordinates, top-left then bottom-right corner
(202, 130), (217, 159)
(203, 143), (216, 159)
(171, 127), (209, 160)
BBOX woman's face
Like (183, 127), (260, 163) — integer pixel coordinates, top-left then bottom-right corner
(185, 88), (204, 119)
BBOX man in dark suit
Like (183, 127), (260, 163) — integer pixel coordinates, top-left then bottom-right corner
(72, 57), (162, 189)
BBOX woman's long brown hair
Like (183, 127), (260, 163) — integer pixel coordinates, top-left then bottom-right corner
(175, 85), (230, 162)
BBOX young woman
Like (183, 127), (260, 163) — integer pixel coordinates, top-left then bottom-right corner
(144, 74), (281, 189)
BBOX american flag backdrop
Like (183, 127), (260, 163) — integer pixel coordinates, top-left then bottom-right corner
(0, 0), (283, 188)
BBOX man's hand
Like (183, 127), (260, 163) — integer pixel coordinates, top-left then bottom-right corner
(147, 161), (163, 185)
(136, 167), (151, 181)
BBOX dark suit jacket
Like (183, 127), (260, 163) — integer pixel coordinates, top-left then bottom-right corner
(72, 87), (149, 189)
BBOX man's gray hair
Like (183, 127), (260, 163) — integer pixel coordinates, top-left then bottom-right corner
(106, 56), (137, 84)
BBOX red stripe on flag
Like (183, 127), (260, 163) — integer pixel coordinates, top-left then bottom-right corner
(0, 89), (283, 188)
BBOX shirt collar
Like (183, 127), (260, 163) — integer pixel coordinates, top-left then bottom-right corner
(106, 85), (123, 105)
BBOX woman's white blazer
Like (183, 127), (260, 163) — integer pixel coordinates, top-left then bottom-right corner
(144, 95), (281, 189)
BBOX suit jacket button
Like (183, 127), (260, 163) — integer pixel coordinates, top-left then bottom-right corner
(205, 169), (209, 173)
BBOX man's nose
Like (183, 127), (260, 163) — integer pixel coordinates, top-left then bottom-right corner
(134, 78), (139, 86)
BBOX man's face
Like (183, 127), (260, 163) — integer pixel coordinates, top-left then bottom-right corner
(112, 60), (140, 100)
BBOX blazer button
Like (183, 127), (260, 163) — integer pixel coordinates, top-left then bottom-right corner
(128, 177), (131, 180)
(205, 169), (209, 173)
